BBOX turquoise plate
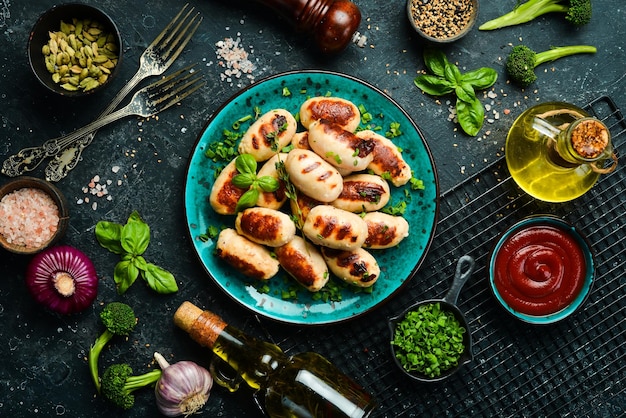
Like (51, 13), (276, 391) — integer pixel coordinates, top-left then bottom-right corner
(184, 70), (439, 325)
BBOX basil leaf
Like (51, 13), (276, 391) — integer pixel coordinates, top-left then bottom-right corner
(461, 67), (498, 90)
(455, 82), (476, 103)
(235, 153), (257, 175)
(414, 75), (455, 96)
(257, 176), (279, 192)
(114, 260), (139, 294)
(236, 188), (259, 213)
(423, 48), (448, 77)
(127, 210), (143, 224)
(132, 255), (148, 271)
(142, 263), (178, 294)
(232, 173), (255, 189)
(95, 221), (124, 254)
(121, 216), (150, 256)
(443, 62), (462, 85)
(456, 97), (485, 137)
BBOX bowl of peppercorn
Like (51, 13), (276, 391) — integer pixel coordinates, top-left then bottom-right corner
(28, 3), (122, 97)
(406, 0), (479, 43)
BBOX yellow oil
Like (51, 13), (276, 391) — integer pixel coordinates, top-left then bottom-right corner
(505, 102), (600, 203)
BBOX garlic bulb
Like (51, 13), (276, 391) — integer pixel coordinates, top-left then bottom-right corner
(154, 352), (213, 417)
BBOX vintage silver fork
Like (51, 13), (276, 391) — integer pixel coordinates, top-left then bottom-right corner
(0, 3), (202, 180)
(1, 66), (204, 177)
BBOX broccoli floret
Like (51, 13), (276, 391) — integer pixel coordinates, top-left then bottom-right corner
(101, 363), (161, 410)
(479, 0), (592, 31)
(505, 44), (597, 87)
(88, 302), (138, 393)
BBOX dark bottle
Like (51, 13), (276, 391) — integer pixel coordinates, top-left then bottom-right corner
(174, 301), (376, 418)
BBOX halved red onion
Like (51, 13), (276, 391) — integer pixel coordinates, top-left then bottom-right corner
(26, 245), (99, 314)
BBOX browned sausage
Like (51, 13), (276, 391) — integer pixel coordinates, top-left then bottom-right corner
(308, 119), (375, 173)
(285, 149), (343, 202)
(331, 173), (390, 213)
(362, 211), (410, 249)
(238, 109), (297, 161)
(302, 205), (368, 250)
(209, 158), (246, 215)
(275, 236), (329, 292)
(299, 96), (361, 132)
(321, 247), (380, 287)
(235, 207), (296, 247)
(356, 130), (412, 187)
(215, 228), (280, 280)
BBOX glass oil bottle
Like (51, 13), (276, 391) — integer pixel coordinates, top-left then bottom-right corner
(174, 301), (376, 418)
(505, 102), (617, 203)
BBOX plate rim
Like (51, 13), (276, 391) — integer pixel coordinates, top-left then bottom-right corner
(183, 69), (440, 325)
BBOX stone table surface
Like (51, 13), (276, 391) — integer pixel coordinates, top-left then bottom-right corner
(1, 0), (625, 417)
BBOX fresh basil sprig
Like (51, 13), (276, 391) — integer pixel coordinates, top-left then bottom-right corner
(414, 49), (497, 136)
(233, 153), (279, 212)
(95, 211), (178, 295)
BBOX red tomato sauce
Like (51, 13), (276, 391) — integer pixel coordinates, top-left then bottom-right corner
(493, 225), (586, 316)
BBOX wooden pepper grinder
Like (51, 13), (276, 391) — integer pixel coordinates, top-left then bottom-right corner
(251, 0), (363, 54)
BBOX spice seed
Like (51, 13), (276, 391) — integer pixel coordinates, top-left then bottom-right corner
(410, 0), (474, 40)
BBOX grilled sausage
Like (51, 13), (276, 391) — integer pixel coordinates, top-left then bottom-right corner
(238, 109), (297, 162)
(321, 247), (380, 287)
(215, 228), (280, 280)
(289, 190), (321, 227)
(209, 158), (246, 215)
(308, 119), (375, 173)
(285, 149), (343, 202)
(256, 153), (288, 210)
(362, 211), (410, 249)
(291, 131), (310, 150)
(331, 173), (390, 213)
(299, 96), (361, 132)
(275, 236), (329, 292)
(356, 130), (412, 187)
(235, 207), (296, 247)
(302, 205), (368, 250)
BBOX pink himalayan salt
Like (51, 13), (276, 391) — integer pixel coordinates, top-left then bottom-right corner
(0, 187), (60, 249)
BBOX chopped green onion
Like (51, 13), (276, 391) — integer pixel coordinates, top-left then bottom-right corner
(392, 303), (466, 378)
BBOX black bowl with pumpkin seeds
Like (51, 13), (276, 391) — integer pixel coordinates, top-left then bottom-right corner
(28, 3), (122, 97)
(406, 0), (478, 44)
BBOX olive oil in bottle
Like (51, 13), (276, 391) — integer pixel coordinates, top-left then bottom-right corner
(174, 302), (376, 418)
(505, 102), (616, 203)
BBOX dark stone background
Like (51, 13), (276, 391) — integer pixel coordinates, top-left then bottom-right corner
(1, 0), (624, 417)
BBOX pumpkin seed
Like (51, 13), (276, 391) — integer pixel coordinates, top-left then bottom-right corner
(40, 17), (119, 92)
(61, 83), (78, 91)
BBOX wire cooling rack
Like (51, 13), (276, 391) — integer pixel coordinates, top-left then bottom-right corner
(366, 95), (626, 417)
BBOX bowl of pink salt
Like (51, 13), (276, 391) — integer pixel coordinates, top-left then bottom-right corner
(0, 176), (69, 255)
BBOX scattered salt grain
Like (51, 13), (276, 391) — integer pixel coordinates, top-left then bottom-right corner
(0, 188), (59, 249)
(215, 36), (256, 87)
(77, 171), (124, 209)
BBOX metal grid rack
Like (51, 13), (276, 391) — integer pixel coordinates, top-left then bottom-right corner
(367, 95), (626, 417)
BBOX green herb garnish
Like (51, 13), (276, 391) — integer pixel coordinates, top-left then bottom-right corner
(232, 154), (279, 213)
(413, 48), (497, 136)
(385, 121), (402, 138)
(95, 211), (178, 294)
(198, 225), (220, 242)
(392, 303), (466, 378)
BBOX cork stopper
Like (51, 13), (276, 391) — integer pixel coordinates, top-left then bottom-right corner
(570, 118), (609, 159)
(174, 301), (227, 348)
